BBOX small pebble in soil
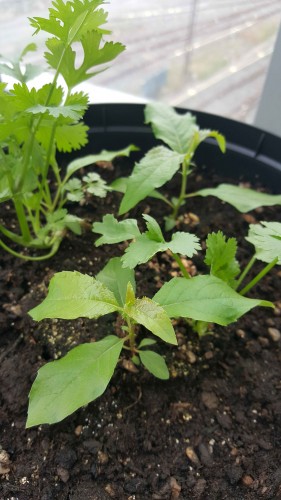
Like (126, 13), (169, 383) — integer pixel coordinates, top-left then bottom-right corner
(186, 446), (200, 466)
(242, 475), (254, 487)
(268, 327), (281, 342)
(55, 447), (77, 469)
(201, 391), (219, 410)
(225, 465), (243, 484)
(56, 466), (69, 483)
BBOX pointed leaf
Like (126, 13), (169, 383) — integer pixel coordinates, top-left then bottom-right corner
(138, 338), (157, 348)
(125, 298), (177, 345)
(66, 145), (138, 177)
(97, 257), (136, 306)
(29, 271), (119, 321)
(194, 184), (281, 213)
(143, 214), (164, 242)
(119, 146), (184, 215)
(144, 102), (197, 154)
(204, 231), (240, 286)
(246, 221), (281, 264)
(27, 336), (124, 427)
(154, 275), (273, 326)
(139, 350), (169, 380)
(93, 214), (140, 247)
(122, 234), (164, 269)
(111, 177), (167, 202)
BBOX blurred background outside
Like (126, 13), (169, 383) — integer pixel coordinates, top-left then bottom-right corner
(0, 0), (280, 125)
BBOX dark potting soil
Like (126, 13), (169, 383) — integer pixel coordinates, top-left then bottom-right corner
(0, 160), (281, 500)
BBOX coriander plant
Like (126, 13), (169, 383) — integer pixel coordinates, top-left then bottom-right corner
(27, 257), (177, 427)
(113, 102), (281, 229)
(0, 0), (127, 260)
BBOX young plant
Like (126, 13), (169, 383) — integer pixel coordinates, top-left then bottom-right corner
(113, 102), (281, 229)
(0, 0), (128, 260)
(93, 213), (275, 327)
(26, 257), (177, 427)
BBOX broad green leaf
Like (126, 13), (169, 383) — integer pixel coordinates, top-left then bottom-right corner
(125, 297), (177, 345)
(139, 350), (169, 380)
(29, 271), (119, 321)
(143, 214), (164, 242)
(205, 231), (240, 286)
(26, 335), (124, 427)
(93, 214), (140, 246)
(66, 145), (138, 177)
(119, 146), (184, 215)
(111, 177), (168, 202)
(154, 275), (273, 326)
(97, 257), (136, 306)
(194, 184), (281, 213)
(138, 338), (157, 348)
(144, 102), (197, 154)
(246, 221), (281, 264)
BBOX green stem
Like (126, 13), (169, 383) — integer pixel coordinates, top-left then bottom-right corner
(172, 252), (191, 279)
(0, 238), (61, 261)
(239, 257), (278, 296)
(126, 317), (136, 353)
(12, 196), (32, 243)
(235, 255), (256, 290)
(0, 224), (26, 245)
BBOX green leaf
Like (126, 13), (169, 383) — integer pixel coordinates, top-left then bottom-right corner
(111, 177), (167, 202)
(96, 257), (136, 306)
(66, 145), (138, 177)
(92, 214), (140, 246)
(83, 173), (108, 198)
(29, 271), (120, 321)
(139, 350), (169, 380)
(27, 103), (86, 120)
(154, 275), (273, 326)
(194, 184), (281, 213)
(204, 231), (240, 286)
(143, 214), (164, 242)
(246, 221), (281, 264)
(26, 335), (124, 427)
(125, 297), (177, 345)
(138, 338), (157, 348)
(144, 102), (197, 154)
(119, 146), (184, 215)
(168, 231), (201, 256)
(55, 123), (89, 152)
(122, 234), (163, 269)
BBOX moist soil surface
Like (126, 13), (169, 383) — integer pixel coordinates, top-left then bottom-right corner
(0, 159), (281, 500)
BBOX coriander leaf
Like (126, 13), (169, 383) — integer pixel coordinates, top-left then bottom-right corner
(83, 173), (108, 198)
(66, 145), (138, 177)
(154, 275), (273, 326)
(139, 350), (169, 380)
(64, 178), (84, 202)
(93, 214), (140, 246)
(125, 297), (177, 345)
(119, 146), (184, 215)
(26, 335), (124, 427)
(205, 231), (240, 286)
(194, 184), (281, 213)
(122, 234), (162, 269)
(55, 123), (89, 152)
(97, 257), (136, 307)
(27, 103), (85, 120)
(246, 221), (281, 264)
(168, 231), (201, 256)
(29, 271), (120, 321)
(144, 102), (197, 154)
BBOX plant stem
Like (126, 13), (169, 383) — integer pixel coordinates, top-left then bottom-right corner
(172, 252), (191, 279)
(239, 257), (278, 296)
(235, 255), (256, 290)
(126, 317), (136, 353)
(0, 237), (61, 261)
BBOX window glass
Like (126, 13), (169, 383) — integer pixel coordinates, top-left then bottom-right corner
(0, 0), (280, 123)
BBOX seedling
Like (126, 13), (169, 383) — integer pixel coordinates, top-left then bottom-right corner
(113, 102), (281, 229)
(27, 257), (177, 427)
(0, 0), (131, 260)
(93, 213), (276, 326)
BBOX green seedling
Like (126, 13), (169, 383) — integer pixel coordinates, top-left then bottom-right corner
(0, 0), (133, 260)
(27, 257), (177, 427)
(93, 213), (275, 327)
(113, 102), (281, 229)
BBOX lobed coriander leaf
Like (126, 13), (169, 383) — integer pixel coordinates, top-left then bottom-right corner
(26, 335), (124, 427)
(245, 221), (281, 264)
(83, 173), (108, 198)
(204, 231), (240, 286)
(29, 271), (120, 321)
(194, 184), (281, 213)
(55, 122), (89, 152)
(168, 231), (201, 256)
(144, 102), (197, 154)
(154, 275), (273, 326)
(122, 234), (162, 269)
(119, 146), (185, 215)
(139, 350), (169, 380)
(97, 257), (136, 307)
(125, 297), (177, 345)
(93, 214), (140, 246)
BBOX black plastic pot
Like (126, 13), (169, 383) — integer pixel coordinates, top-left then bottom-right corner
(74, 103), (281, 191)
